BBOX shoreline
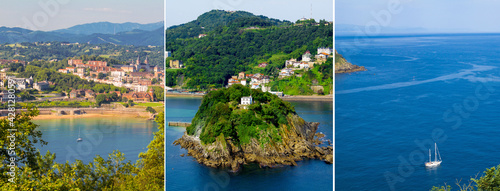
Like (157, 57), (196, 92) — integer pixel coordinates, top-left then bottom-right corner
(1, 108), (154, 120)
(166, 93), (204, 98)
(167, 93), (333, 101)
(32, 113), (149, 120)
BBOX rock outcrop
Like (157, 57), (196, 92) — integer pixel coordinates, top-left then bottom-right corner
(335, 50), (366, 73)
(174, 114), (333, 172)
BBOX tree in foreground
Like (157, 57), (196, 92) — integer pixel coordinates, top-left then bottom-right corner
(0, 107), (165, 190)
(431, 165), (500, 191)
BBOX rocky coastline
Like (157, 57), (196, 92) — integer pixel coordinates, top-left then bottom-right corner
(173, 114), (333, 172)
(335, 50), (367, 73)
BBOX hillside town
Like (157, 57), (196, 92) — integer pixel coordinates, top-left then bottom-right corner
(0, 56), (164, 103)
(61, 57), (164, 92)
(226, 47), (333, 96)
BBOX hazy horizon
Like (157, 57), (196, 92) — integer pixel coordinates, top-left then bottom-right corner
(166, 0), (333, 28)
(0, 0), (163, 31)
(337, 0), (500, 34)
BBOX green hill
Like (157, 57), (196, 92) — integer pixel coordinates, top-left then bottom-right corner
(166, 10), (291, 41)
(174, 85), (332, 171)
(166, 10), (332, 89)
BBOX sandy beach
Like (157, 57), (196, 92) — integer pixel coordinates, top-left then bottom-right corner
(32, 113), (149, 120)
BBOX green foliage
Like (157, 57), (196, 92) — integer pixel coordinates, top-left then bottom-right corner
(188, 85), (295, 145)
(270, 59), (333, 95)
(145, 106), (156, 114)
(166, 10), (332, 89)
(473, 165), (500, 190)
(149, 86), (164, 101)
(431, 164), (500, 191)
(0, 108), (165, 190)
(0, 43), (163, 67)
(18, 100), (93, 108)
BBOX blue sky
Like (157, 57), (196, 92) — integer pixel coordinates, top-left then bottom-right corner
(337, 0), (500, 33)
(166, 0), (333, 28)
(0, 0), (163, 31)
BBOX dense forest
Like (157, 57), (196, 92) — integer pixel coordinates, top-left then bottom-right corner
(166, 10), (291, 41)
(187, 85), (295, 145)
(0, 42), (163, 66)
(0, 109), (164, 190)
(166, 10), (333, 89)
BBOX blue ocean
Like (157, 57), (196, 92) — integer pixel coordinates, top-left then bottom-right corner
(34, 117), (158, 164)
(166, 97), (333, 191)
(336, 34), (500, 190)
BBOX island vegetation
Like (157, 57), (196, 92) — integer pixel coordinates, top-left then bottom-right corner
(174, 85), (332, 171)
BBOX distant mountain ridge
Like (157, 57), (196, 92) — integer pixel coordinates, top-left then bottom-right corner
(55, 21), (163, 35)
(336, 24), (427, 36)
(0, 21), (163, 46)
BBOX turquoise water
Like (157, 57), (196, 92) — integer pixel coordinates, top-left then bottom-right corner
(336, 34), (500, 190)
(166, 97), (333, 191)
(34, 117), (158, 164)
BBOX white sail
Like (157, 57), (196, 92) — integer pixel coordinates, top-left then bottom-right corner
(425, 143), (441, 167)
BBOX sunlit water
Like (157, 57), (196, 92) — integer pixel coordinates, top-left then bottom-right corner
(166, 97), (333, 191)
(34, 117), (158, 164)
(336, 34), (500, 190)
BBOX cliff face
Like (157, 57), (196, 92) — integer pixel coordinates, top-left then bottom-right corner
(174, 113), (333, 172)
(335, 50), (366, 73)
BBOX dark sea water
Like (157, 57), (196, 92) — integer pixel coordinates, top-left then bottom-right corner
(336, 34), (500, 191)
(34, 117), (158, 164)
(166, 97), (333, 191)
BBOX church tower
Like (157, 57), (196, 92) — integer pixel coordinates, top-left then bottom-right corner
(145, 56), (149, 65)
(136, 56), (140, 65)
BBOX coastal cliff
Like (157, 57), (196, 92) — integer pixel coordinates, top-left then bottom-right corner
(335, 50), (366, 73)
(173, 85), (333, 172)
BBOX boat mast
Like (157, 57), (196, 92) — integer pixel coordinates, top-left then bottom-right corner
(428, 149), (431, 162)
(434, 143), (437, 162)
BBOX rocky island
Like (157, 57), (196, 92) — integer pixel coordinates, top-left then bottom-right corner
(335, 50), (366, 73)
(174, 85), (333, 172)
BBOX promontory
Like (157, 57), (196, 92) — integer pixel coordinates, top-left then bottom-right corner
(174, 85), (333, 172)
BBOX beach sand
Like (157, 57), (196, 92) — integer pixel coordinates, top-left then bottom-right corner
(32, 113), (148, 120)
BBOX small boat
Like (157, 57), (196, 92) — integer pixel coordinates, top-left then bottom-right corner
(77, 127), (83, 142)
(425, 143), (442, 167)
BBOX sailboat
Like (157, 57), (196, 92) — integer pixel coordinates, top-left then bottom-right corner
(425, 143), (441, 167)
(77, 127), (83, 142)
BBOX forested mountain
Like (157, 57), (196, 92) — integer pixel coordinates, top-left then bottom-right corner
(166, 10), (332, 89)
(166, 10), (292, 41)
(0, 23), (163, 46)
(55, 21), (163, 35)
(0, 42), (163, 66)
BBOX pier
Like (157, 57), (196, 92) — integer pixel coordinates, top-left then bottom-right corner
(168, 122), (192, 127)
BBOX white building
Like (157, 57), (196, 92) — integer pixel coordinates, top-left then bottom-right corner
(251, 83), (260, 89)
(299, 62), (310, 69)
(165, 51), (171, 58)
(241, 96), (253, 105)
(111, 71), (125, 77)
(317, 47), (333, 55)
(279, 68), (294, 77)
(302, 51), (312, 62)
